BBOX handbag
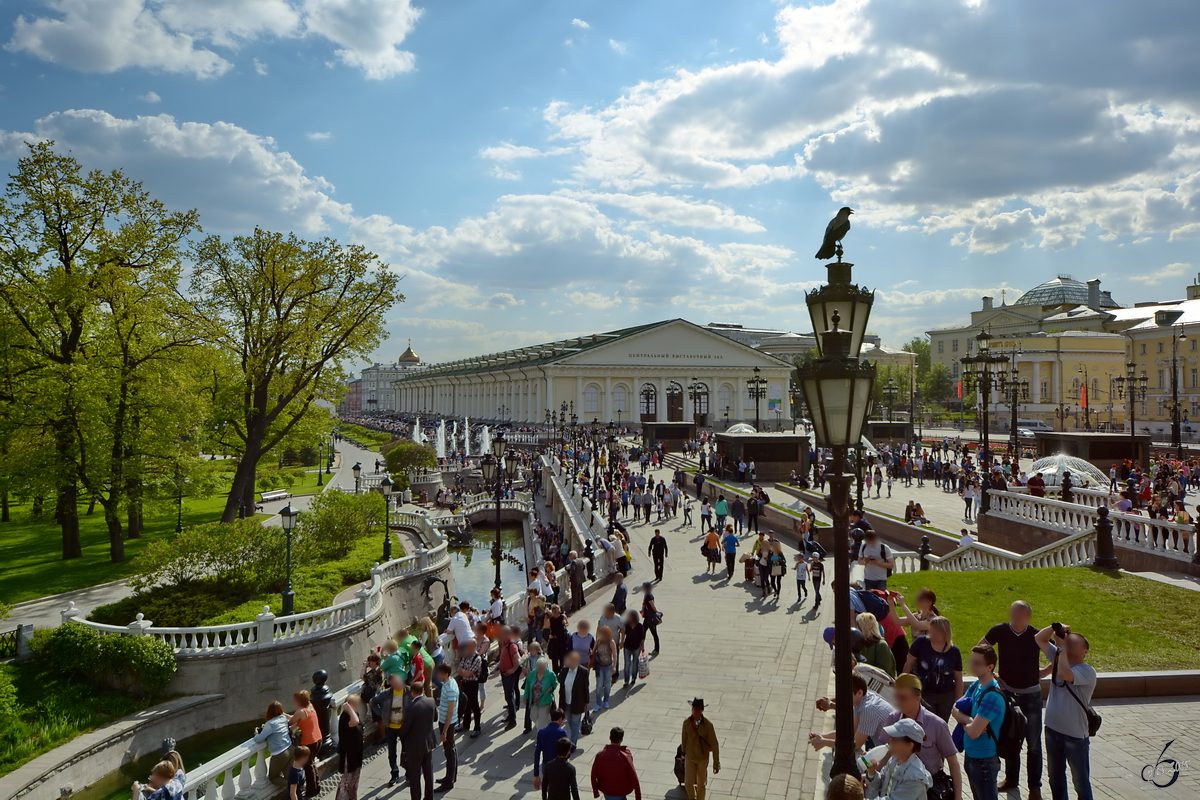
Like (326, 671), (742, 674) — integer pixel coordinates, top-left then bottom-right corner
(928, 768), (953, 800)
(1054, 652), (1102, 736)
(637, 650), (650, 679)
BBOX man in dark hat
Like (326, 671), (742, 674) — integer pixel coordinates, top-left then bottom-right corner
(680, 698), (720, 800)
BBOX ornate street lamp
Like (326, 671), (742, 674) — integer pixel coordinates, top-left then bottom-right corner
(1002, 350), (1029, 470)
(352, 462), (362, 495)
(380, 475), (394, 561)
(797, 262), (876, 782)
(882, 377), (899, 423)
(1114, 360), (1149, 459)
(747, 366), (768, 431)
(280, 503), (300, 616)
(961, 331), (1010, 514)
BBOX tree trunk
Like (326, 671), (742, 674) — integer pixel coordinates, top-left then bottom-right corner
(126, 478), (143, 539)
(31, 494), (44, 517)
(103, 500), (125, 562)
(59, 481), (82, 559)
(86, 495), (97, 515)
(223, 448), (262, 522)
(1, 492), (8, 522)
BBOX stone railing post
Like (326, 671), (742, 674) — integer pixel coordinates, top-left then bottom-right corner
(16, 623), (34, 659)
(918, 535), (933, 571)
(61, 601), (82, 626)
(1093, 505), (1119, 570)
(356, 583), (373, 620)
(418, 548), (430, 570)
(256, 606), (276, 648)
(127, 613), (153, 636)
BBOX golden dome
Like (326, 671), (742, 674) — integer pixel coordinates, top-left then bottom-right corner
(398, 339), (420, 363)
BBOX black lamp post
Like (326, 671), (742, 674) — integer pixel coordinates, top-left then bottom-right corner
(882, 377), (899, 423)
(748, 366), (768, 431)
(1002, 349), (1029, 470)
(280, 503), (299, 616)
(723, 405), (730, 430)
(381, 475), (394, 561)
(1114, 360), (1149, 461)
(797, 260), (876, 782)
(961, 331), (1010, 514)
(591, 425), (603, 503)
(481, 433), (515, 592)
(326, 435), (334, 474)
(316, 442), (325, 487)
(352, 462), (362, 495)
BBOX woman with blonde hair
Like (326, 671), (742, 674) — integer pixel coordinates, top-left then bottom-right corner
(335, 694), (364, 800)
(592, 625), (617, 708)
(902, 615), (962, 721)
(855, 612), (897, 677)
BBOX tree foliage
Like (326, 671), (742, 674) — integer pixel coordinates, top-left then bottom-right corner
(384, 441), (438, 475)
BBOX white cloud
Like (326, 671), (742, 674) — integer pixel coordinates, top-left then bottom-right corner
(542, 0), (1200, 251)
(139, 90), (161, 103)
(571, 18), (589, 29)
(566, 291), (621, 310)
(557, 190), (765, 232)
(0, 109), (352, 234)
(307, 131), (332, 141)
(608, 39), (626, 54)
(1130, 262), (1190, 286)
(5, 0), (423, 80)
(488, 165), (522, 180)
(479, 142), (572, 162)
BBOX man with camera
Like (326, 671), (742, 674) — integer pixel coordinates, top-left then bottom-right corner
(1035, 622), (1097, 800)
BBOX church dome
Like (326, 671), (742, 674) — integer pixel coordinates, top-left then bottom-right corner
(398, 341), (420, 363)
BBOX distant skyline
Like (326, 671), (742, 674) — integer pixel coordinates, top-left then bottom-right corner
(1, 0), (1198, 367)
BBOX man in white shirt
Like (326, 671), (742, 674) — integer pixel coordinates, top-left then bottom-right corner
(446, 601), (475, 662)
(959, 528), (976, 548)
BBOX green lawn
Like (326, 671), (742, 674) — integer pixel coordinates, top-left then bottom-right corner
(889, 568), (1200, 672)
(336, 423), (390, 450)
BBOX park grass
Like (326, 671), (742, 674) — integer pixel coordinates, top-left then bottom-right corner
(888, 567), (1200, 672)
(336, 423), (391, 450)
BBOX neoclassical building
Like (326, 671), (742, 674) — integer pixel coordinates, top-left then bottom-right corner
(390, 319), (795, 427)
(359, 342), (428, 413)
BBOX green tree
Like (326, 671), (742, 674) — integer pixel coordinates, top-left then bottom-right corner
(0, 143), (198, 559)
(923, 363), (954, 405)
(383, 441), (437, 476)
(188, 229), (403, 523)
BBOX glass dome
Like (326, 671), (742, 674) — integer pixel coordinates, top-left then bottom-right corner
(1013, 276), (1118, 309)
(1028, 454), (1108, 488)
(726, 423), (757, 434)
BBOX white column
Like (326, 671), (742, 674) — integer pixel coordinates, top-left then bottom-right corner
(1052, 361), (1060, 403)
(1032, 362), (1041, 403)
(604, 375), (612, 422)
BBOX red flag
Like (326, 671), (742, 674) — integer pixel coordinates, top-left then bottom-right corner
(957, 381), (963, 399)
(1081, 386), (1087, 409)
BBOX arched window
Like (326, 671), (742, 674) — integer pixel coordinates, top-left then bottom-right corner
(692, 382), (710, 415)
(718, 384), (732, 414)
(639, 383), (657, 420)
(666, 381), (684, 421)
(584, 384), (600, 414)
(612, 385), (628, 419)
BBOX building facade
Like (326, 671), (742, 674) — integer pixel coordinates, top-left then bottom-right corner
(359, 342), (427, 413)
(388, 319), (794, 428)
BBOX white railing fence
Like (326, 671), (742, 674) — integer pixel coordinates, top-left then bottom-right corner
(988, 489), (1194, 563)
(62, 515), (452, 655)
(888, 527), (1098, 574)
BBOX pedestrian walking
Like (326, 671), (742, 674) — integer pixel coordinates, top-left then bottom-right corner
(648, 529), (669, 582)
(1036, 623), (1097, 800)
(592, 626), (617, 709)
(767, 541), (787, 599)
(793, 552), (809, 602)
(714, 495), (728, 531)
(434, 664), (458, 792)
(542, 737), (581, 800)
(591, 727), (642, 800)
(399, 681), (437, 800)
(680, 699), (720, 800)
(857, 530), (894, 591)
(640, 582), (661, 654)
(721, 526), (739, 579)
(532, 709), (570, 791)
(621, 611), (645, 689)
(611, 573), (628, 614)
(556, 651), (591, 748)
(731, 496), (745, 534)
(953, 645), (1006, 800)
(456, 640), (484, 738)
(810, 556), (824, 610)
(568, 551), (587, 612)
(335, 695), (363, 800)
(498, 627), (523, 731)
(524, 657), (558, 733)
(903, 616), (963, 720)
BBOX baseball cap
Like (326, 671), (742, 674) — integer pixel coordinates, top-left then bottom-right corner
(894, 673), (923, 693)
(883, 717), (925, 744)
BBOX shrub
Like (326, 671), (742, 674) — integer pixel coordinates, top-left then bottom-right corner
(383, 441), (437, 474)
(127, 519), (285, 594)
(31, 623), (176, 698)
(30, 622), (101, 682)
(295, 491), (384, 560)
(90, 583), (256, 627)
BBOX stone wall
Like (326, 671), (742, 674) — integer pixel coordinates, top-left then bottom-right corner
(779, 486), (961, 555)
(166, 558), (453, 729)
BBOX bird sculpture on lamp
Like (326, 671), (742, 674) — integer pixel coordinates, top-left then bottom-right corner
(815, 206), (854, 261)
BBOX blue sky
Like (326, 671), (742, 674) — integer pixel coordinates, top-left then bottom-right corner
(2, 0), (1198, 367)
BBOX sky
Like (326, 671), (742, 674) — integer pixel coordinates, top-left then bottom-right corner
(1, 0), (1199, 368)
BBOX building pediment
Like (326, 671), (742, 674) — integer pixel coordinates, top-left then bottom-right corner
(556, 319), (792, 369)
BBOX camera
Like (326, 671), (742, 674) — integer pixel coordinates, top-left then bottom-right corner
(1051, 622), (1066, 638)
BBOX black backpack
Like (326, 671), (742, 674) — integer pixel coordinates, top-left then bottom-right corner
(982, 684), (1028, 760)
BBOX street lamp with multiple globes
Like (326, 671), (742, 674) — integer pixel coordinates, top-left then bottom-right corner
(380, 475), (394, 561)
(1152, 311), (1188, 460)
(480, 433), (519, 592)
(352, 462), (362, 495)
(279, 503), (300, 616)
(882, 377), (899, 422)
(797, 261), (876, 781)
(316, 441), (325, 487)
(1114, 360), (1149, 457)
(1001, 357), (1030, 472)
(960, 331), (1011, 514)
(590, 424), (604, 504)
(747, 366), (768, 430)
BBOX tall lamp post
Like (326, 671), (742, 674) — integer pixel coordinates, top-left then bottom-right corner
(1114, 360), (1149, 460)
(591, 425), (604, 504)
(480, 433), (518, 592)
(797, 260), (876, 781)
(352, 462), (362, 495)
(380, 476), (394, 560)
(316, 442), (324, 487)
(748, 366), (768, 430)
(882, 377), (899, 423)
(326, 436), (334, 474)
(1002, 347), (1028, 470)
(280, 503), (299, 616)
(961, 331), (1010, 514)
(1152, 311), (1188, 460)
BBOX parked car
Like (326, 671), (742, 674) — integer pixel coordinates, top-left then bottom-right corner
(1017, 427), (1035, 438)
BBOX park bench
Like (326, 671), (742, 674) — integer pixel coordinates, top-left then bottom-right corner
(259, 489), (291, 505)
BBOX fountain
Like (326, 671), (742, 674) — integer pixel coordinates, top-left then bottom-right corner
(435, 419), (447, 459)
(481, 424), (491, 456)
(464, 416), (471, 455)
(412, 416), (422, 444)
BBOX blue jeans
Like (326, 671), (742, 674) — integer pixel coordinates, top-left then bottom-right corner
(623, 649), (638, 684)
(965, 754), (1000, 800)
(716, 514), (726, 531)
(595, 664), (613, 705)
(1003, 690), (1043, 790)
(604, 796), (627, 800)
(432, 651), (445, 688)
(567, 711), (583, 745)
(386, 726), (402, 779)
(501, 672), (521, 724)
(1046, 727), (1093, 800)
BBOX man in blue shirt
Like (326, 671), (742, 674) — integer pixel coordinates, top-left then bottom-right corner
(953, 644), (1006, 800)
(532, 708), (570, 791)
(721, 528), (739, 579)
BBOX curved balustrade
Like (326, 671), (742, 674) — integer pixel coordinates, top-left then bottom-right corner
(63, 514), (454, 655)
